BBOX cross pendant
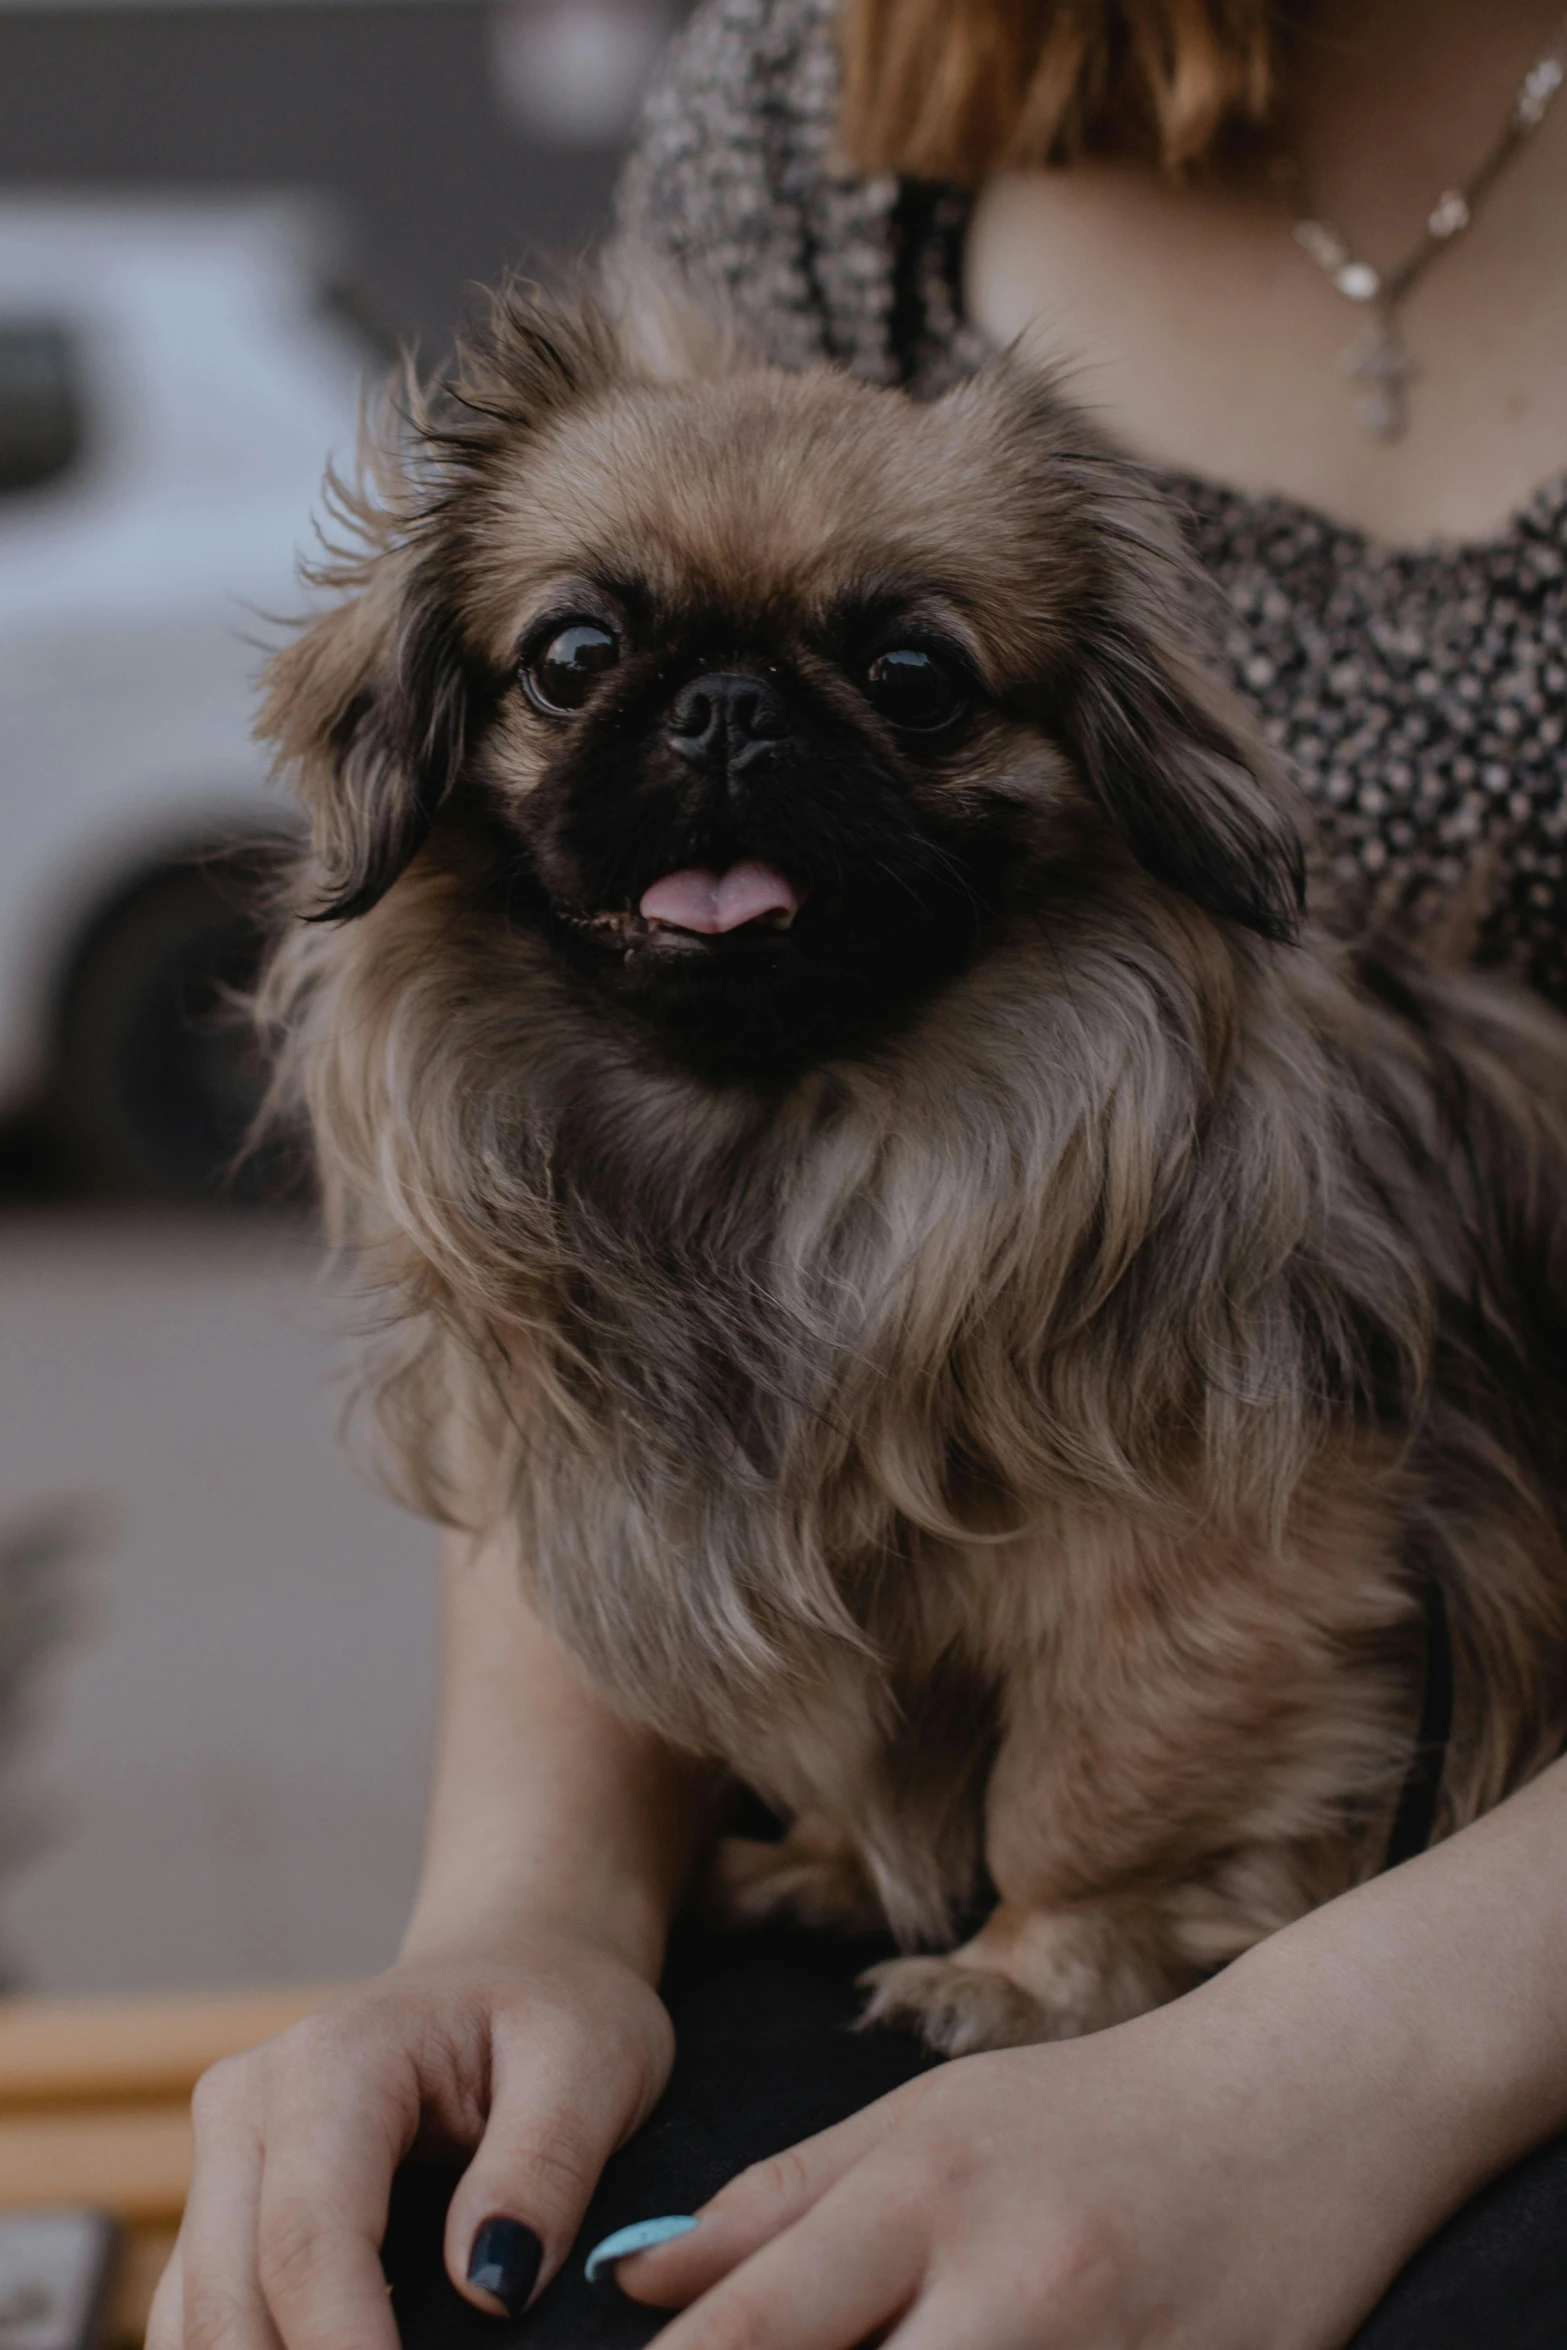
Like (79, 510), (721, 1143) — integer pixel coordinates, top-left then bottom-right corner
(1340, 309), (1419, 443)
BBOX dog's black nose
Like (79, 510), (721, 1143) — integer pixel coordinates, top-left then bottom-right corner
(666, 672), (792, 763)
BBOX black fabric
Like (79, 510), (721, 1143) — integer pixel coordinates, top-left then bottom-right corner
(1353, 2133), (1567, 2350)
(383, 1927), (1567, 2350)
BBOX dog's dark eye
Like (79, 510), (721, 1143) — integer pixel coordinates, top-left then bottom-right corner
(523, 620), (622, 715)
(862, 646), (968, 734)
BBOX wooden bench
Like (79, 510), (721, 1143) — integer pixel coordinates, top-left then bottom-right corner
(0, 1985), (337, 2345)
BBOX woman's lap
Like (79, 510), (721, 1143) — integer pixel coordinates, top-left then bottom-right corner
(382, 1928), (1567, 2350)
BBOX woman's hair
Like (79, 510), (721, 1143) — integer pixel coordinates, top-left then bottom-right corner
(839, 0), (1280, 181)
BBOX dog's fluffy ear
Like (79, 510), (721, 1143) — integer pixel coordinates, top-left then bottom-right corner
(1067, 593), (1306, 943)
(262, 282), (627, 921)
(990, 363), (1306, 943)
(259, 525), (472, 923)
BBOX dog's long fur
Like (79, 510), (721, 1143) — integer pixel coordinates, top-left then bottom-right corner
(260, 276), (1567, 2051)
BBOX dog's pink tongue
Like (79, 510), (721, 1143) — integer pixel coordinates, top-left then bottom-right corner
(639, 861), (799, 935)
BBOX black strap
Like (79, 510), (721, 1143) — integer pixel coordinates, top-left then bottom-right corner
(1383, 1571), (1455, 1870)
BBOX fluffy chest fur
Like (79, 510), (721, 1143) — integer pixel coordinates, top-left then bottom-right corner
(283, 855), (1479, 1947)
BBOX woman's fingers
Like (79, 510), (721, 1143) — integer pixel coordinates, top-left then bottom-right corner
(250, 2031), (411, 2350)
(443, 2008), (659, 2315)
(159, 1957), (672, 2349)
(176, 2063), (286, 2350)
(143, 2227), (185, 2350)
(640, 2173), (927, 2350)
(882, 2288), (1028, 2350)
(617, 2095), (908, 2311)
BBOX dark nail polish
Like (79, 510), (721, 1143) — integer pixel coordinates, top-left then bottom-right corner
(467, 2217), (543, 2317)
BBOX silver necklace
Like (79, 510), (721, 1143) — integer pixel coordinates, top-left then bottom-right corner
(1284, 14), (1567, 443)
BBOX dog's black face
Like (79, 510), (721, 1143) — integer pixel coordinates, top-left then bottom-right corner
(270, 292), (1305, 1083)
(496, 578), (1030, 1071)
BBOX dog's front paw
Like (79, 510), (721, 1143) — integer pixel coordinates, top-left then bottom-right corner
(858, 1901), (1183, 2053)
(699, 1820), (886, 1933)
(856, 1954), (1048, 2056)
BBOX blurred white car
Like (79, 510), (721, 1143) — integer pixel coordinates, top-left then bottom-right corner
(0, 196), (375, 1197)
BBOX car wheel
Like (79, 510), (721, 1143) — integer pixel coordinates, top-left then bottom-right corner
(51, 845), (308, 1207)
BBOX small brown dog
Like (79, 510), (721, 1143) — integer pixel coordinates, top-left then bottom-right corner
(260, 273), (1567, 2055)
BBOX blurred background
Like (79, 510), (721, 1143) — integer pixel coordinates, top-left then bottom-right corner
(0, 0), (691, 2002)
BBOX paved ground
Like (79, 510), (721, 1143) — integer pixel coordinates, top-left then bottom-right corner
(0, 1212), (440, 1992)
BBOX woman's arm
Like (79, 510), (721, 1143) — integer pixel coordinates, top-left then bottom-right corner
(620, 1755), (1567, 2349)
(150, 1530), (715, 2350)
(404, 1525), (716, 1976)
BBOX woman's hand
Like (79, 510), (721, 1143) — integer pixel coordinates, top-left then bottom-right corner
(619, 1767), (1567, 2350)
(147, 1527), (711, 2350)
(614, 1988), (1437, 2350)
(147, 1930), (674, 2350)
(616, 2015), (1380, 2350)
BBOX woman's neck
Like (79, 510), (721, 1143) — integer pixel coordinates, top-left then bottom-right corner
(963, 0), (1567, 544)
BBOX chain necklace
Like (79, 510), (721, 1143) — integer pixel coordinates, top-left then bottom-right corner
(1281, 13), (1567, 443)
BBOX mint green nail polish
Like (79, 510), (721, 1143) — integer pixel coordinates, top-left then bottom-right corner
(584, 2215), (697, 2282)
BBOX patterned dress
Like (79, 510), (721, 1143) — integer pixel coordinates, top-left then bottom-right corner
(617, 0), (1567, 1002)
